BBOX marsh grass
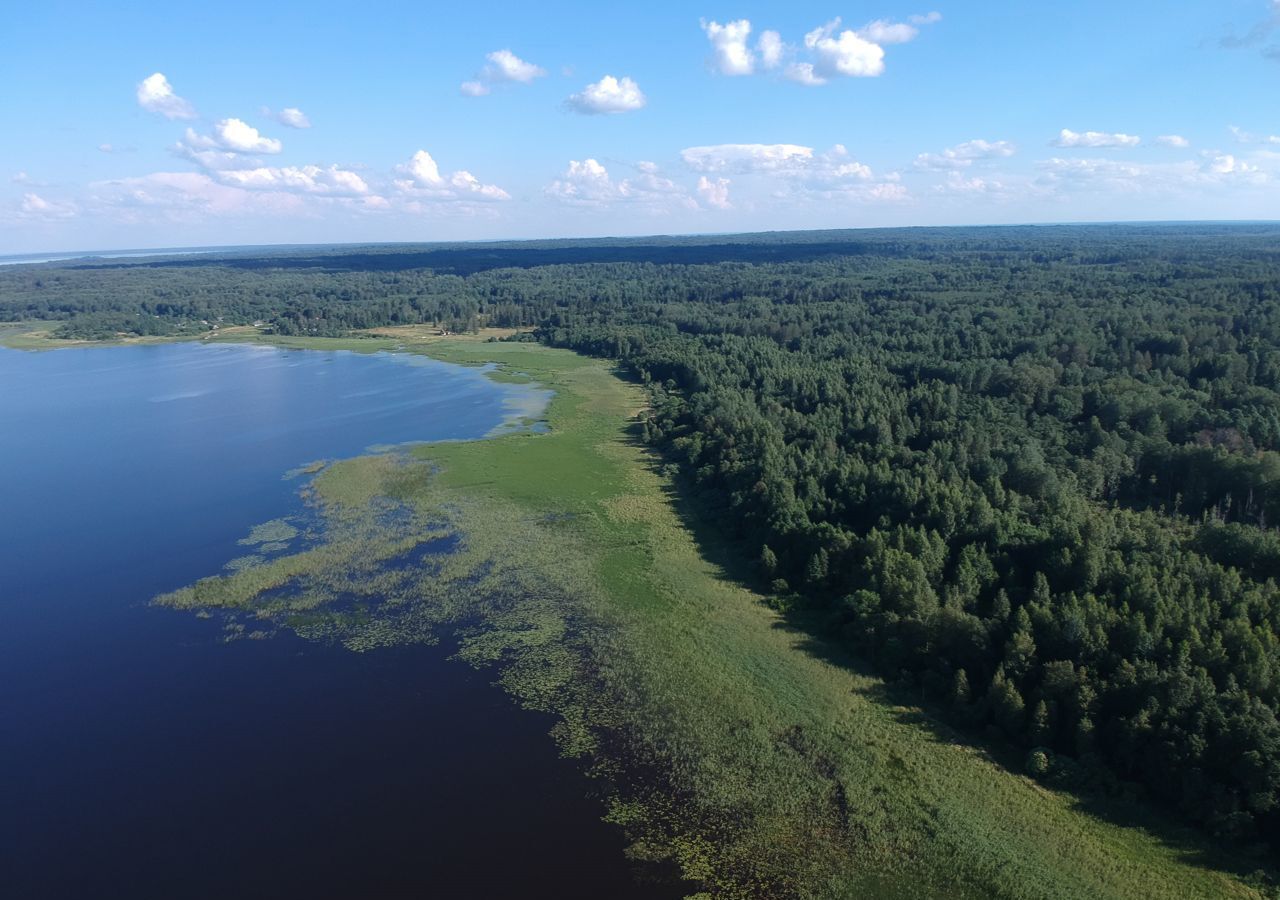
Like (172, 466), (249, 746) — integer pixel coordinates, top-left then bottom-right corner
(155, 333), (1269, 900)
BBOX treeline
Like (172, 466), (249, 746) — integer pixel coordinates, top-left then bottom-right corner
(4, 224), (1279, 849)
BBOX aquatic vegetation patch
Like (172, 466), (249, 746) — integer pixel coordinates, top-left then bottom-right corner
(237, 518), (299, 546)
(283, 460), (328, 481)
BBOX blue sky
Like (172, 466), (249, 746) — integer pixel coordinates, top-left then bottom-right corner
(3, 1), (1278, 252)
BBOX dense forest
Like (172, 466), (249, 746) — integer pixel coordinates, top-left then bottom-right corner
(5, 223), (1280, 853)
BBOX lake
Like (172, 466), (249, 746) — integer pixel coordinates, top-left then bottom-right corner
(0, 342), (667, 898)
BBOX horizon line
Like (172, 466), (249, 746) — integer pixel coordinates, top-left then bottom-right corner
(5, 217), (1280, 263)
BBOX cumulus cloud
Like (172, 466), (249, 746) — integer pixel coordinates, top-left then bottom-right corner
(758, 30), (784, 68)
(858, 19), (921, 45)
(682, 143), (814, 173)
(915, 139), (1017, 170)
(546, 158), (694, 211)
(546, 158), (616, 202)
(394, 149), (510, 201)
(696, 176), (732, 209)
(935, 172), (1012, 195)
(20, 192), (76, 219)
(89, 171), (294, 220)
(700, 14), (938, 86)
(136, 73), (196, 120)
(213, 119), (283, 153)
(86, 169), (394, 224)
(173, 140), (245, 171)
(215, 164), (370, 196)
(784, 63), (827, 86)
(270, 107), (311, 129)
(173, 119), (283, 170)
(461, 49), (546, 95)
(1156, 134), (1190, 148)
(804, 20), (885, 79)
(680, 142), (897, 203)
(1053, 129), (1141, 148)
(680, 143), (877, 183)
(1037, 153), (1271, 195)
(702, 19), (755, 75)
(566, 75), (646, 114)
(1207, 153), (1258, 175)
(486, 48), (545, 82)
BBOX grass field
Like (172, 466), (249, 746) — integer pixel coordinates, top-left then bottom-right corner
(153, 330), (1267, 899)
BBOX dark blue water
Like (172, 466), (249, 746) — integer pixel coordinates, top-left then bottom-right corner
(0, 343), (664, 899)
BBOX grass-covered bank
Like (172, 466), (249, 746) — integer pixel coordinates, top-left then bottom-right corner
(155, 332), (1267, 899)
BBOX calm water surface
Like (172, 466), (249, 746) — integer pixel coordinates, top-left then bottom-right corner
(0, 343), (668, 898)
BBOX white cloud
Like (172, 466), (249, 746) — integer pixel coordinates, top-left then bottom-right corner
(1054, 129), (1141, 148)
(915, 139), (1017, 170)
(394, 149), (510, 201)
(174, 120), (282, 168)
(784, 63), (827, 86)
(805, 20), (886, 78)
(1207, 153), (1257, 175)
(546, 159), (695, 211)
(1040, 158), (1154, 188)
(461, 49), (546, 95)
(681, 143), (889, 196)
(682, 143), (814, 173)
(446, 170), (511, 199)
(215, 164), (370, 196)
(20, 192), (76, 219)
(936, 171), (1013, 196)
(85, 169), (393, 225)
(678, 142), (904, 209)
(857, 19), (920, 45)
(702, 19), (755, 75)
(815, 144), (875, 180)
(1229, 125), (1280, 145)
(173, 134), (247, 171)
(486, 49), (546, 83)
(566, 75), (646, 114)
(1037, 153), (1271, 195)
(700, 14), (937, 86)
(867, 183), (910, 201)
(273, 107), (311, 129)
(89, 172), (294, 220)
(547, 158), (617, 202)
(404, 149), (442, 185)
(758, 30), (784, 69)
(697, 176), (732, 209)
(136, 73), (196, 120)
(12, 171), (30, 183)
(1156, 134), (1190, 148)
(213, 118), (283, 154)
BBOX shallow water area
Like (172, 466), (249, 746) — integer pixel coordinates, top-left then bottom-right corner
(0, 341), (663, 898)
